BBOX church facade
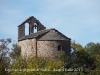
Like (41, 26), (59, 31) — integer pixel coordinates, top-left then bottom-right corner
(18, 16), (71, 58)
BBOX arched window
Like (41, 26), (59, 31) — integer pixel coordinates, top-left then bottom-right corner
(58, 45), (62, 51)
(34, 23), (38, 33)
(25, 23), (29, 35)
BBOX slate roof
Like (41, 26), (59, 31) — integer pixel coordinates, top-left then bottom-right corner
(18, 28), (71, 41)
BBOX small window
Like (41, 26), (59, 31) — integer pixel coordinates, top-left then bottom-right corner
(58, 45), (61, 51)
(34, 23), (38, 32)
(25, 23), (29, 35)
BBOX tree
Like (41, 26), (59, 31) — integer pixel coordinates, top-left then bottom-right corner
(71, 41), (83, 51)
(70, 41), (96, 74)
(10, 44), (21, 61)
(84, 42), (100, 74)
(0, 38), (11, 75)
(10, 51), (67, 75)
(84, 42), (100, 56)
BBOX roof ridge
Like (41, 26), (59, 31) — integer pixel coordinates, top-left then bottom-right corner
(18, 28), (71, 41)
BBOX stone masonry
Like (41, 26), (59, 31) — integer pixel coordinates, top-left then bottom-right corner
(18, 16), (71, 58)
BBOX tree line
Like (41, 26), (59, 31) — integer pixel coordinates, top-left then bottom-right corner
(0, 38), (100, 75)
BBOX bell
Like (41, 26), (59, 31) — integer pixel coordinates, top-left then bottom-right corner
(34, 25), (37, 29)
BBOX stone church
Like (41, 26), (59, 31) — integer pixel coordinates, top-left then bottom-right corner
(18, 16), (71, 58)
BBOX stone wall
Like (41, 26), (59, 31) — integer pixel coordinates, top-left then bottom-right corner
(37, 41), (59, 58)
(37, 40), (70, 58)
(18, 16), (46, 41)
(18, 39), (70, 58)
(18, 39), (36, 58)
(18, 24), (25, 39)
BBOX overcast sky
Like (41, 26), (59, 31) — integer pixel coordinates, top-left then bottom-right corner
(0, 0), (100, 46)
